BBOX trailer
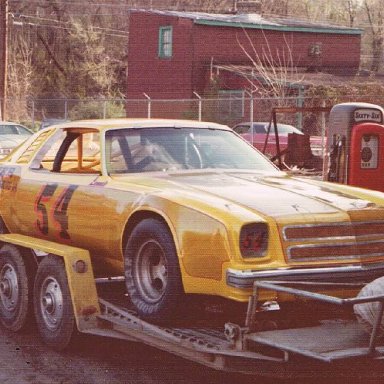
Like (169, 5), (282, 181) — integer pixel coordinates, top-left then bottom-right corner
(1, 233), (384, 379)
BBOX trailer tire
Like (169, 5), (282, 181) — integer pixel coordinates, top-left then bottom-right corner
(0, 245), (33, 331)
(124, 218), (184, 322)
(34, 255), (75, 350)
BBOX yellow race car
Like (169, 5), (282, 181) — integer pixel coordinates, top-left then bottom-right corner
(1, 118), (384, 323)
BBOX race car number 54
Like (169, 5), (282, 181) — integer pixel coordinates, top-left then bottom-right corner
(34, 184), (78, 240)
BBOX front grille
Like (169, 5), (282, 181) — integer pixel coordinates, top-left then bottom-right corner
(283, 221), (384, 241)
(282, 221), (384, 263)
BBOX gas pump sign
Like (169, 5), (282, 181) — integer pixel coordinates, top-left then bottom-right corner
(354, 109), (382, 123)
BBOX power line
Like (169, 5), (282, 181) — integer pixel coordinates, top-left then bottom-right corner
(14, 14), (129, 35)
(8, 0), (154, 8)
(10, 14), (129, 38)
(12, 22), (129, 38)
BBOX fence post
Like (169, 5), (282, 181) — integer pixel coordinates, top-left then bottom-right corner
(296, 86), (305, 130)
(193, 91), (202, 121)
(321, 99), (326, 159)
(31, 99), (35, 129)
(245, 91), (254, 143)
(103, 100), (107, 119)
(143, 93), (151, 118)
(64, 99), (68, 119)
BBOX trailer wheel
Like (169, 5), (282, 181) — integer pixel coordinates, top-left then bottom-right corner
(124, 218), (184, 322)
(0, 245), (33, 331)
(34, 255), (75, 350)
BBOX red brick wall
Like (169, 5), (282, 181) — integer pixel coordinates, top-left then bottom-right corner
(192, 25), (360, 93)
(192, 25), (360, 68)
(127, 12), (361, 100)
(127, 12), (194, 99)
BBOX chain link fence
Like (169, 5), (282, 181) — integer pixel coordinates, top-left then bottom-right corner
(3, 95), (384, 136)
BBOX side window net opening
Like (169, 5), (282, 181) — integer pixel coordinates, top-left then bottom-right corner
(31, 129), (101, 173)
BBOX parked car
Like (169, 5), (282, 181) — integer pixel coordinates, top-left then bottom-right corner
(1, 119), (384, 325)
(0, 121), (33, 158)
(232, 121), (324, 158)
(39, 118), (69, 130)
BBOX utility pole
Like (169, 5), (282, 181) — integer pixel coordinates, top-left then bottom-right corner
(0, 0), (8, 121)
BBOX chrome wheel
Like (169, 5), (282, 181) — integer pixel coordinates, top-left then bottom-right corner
(0, 244), (34, 331)
(125, 218), (184, 321)
(0, 263), (19, 313)
(34, 255), (75, 350)
(39, 276), (64, 331)
(134, 239), (167, 303)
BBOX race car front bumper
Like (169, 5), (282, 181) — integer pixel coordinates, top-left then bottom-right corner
(226, 263), (384, 289)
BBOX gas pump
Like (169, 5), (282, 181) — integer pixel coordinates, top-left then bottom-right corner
(326, 102), (384, 192)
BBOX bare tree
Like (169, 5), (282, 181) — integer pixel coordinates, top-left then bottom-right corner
(235, 30), (303, 104)
(7, 34), (33, 123)
(364, 0), (384, 72)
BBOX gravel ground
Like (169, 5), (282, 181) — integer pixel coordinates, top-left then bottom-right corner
(0, 322), (383, 384)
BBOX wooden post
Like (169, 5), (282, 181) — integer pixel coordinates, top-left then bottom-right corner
(0, 0), (8, 121)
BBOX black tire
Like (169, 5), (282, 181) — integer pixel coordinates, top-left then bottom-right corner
(0, 244), (34, 331)
(33, 255), (76, 350)
(124, 218), (184, 322)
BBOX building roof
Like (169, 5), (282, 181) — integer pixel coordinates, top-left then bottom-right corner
(131, 9), (362, 35)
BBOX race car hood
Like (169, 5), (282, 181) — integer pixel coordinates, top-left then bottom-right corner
(117, 170), (383, 219)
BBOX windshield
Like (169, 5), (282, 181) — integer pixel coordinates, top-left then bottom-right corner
(249, 123), (302, 135)
(274, 124), (302, 134)
(105, 127), (277, 174)
(0, 124), (32, 135)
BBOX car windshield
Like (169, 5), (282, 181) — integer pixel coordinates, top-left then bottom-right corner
(105, 127), (277, 174)
(273, 124), (302, 134)
(0, 124), (32, 135)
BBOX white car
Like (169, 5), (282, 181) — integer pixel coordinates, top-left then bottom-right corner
(0, 121), (33, 158)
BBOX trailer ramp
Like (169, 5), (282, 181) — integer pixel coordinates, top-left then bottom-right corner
(82, 298), (282, 374)
(78, 279), (384, 376)
(246, 281), (384, 363)
(248, 320), (384, 362)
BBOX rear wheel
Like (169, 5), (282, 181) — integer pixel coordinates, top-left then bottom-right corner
(124, 218), (184, 322)
(34, 255), (76, 350)
(0, 245), (34, 331)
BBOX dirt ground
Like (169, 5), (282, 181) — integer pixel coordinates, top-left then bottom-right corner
(0, 321), (383, 384)
(0, 323), (260, 384)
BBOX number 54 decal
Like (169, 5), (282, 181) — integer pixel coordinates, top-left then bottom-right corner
(34, 184), (78, 240)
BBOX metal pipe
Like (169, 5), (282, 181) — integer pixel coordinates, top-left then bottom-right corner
(143, 93), (151, 119)
(193, 91), (202, 121)
(255, 281), (384, 306)
(368, 301), (384, 355)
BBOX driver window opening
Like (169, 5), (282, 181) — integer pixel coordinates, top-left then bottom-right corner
(106, 129), (203, 174)
(35, 129), (100, 173)
(105, 127), (274, 174)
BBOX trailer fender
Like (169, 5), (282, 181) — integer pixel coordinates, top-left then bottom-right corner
(0, 233), (100, 331)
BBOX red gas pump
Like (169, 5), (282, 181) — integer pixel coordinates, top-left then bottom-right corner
(326, 102), (384, 192)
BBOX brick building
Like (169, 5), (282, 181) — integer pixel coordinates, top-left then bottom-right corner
(126, 10), (362, 121)
(127, 10), (361, 96)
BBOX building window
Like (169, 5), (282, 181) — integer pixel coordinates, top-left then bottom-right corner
(218, 90), (245, 119)
(158, 26), (173, 58)
(308, 43), (322, 57)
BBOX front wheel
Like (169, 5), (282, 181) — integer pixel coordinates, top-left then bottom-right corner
(0, 245), (34, 331)
(33, 255), (76, 350)
(124, 218), (184, 322)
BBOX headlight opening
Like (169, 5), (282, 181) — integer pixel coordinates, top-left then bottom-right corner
(240, 223), (268, 258)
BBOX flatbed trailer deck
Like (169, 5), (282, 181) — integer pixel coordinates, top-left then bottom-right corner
(1, 233), (384, 378)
